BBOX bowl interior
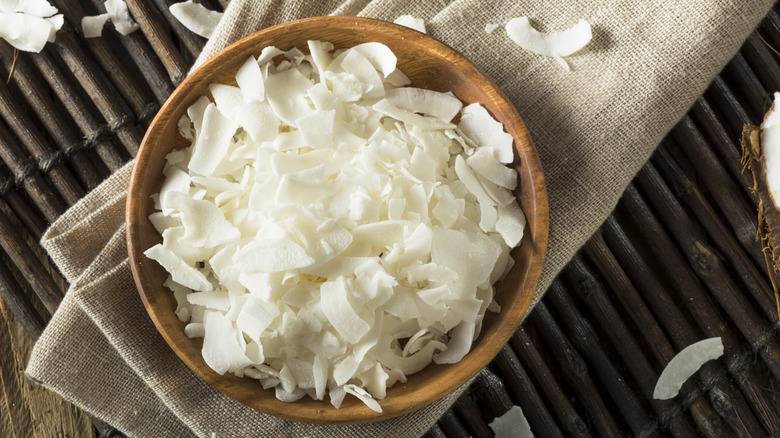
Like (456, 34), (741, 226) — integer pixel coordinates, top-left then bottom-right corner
(127, 16), (548, 424)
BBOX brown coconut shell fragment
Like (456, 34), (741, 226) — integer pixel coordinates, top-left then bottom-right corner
(741, 107), (780, 320)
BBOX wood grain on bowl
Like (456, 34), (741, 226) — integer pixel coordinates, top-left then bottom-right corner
(127, 16), (548, 425)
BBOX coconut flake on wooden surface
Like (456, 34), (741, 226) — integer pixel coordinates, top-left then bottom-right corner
(104, 0), (138, 35)
(505, 16), (592, 71)
(82, 13), (110, 38)
(147, 41), (526, 412)
(489, 405), (533, 438)
(394, 14), (426, 33)
(0, 0), (62, 52)
(653, 337), (724, 400)
(170, 0), (223, 38)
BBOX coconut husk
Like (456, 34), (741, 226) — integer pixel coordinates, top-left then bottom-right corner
(740, 109), (780, 320)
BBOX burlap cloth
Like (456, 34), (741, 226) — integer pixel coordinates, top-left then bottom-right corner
(25, 0), (774, 436)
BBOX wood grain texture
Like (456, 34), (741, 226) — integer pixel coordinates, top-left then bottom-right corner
(126, 16), (549, 424)
(0, 297), (95, 438)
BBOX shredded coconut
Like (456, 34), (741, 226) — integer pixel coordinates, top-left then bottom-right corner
(146, 41), (525, 411)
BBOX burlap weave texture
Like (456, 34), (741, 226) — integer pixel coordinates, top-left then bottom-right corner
(27, 0), (774, 436)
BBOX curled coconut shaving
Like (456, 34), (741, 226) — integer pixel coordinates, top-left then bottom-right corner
(505, 16), (592, 71)
(653, 337), (724, 400)
(170, 0), (223, 38)
(393, 14), (426, 34)
(146, 41), (526, 412)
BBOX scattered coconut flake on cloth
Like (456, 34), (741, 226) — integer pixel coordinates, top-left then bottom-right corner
(394, 14), (426, 33)
(0, 0), (62, 52)
(490, 405), (533, 438)
(169, 0), (223, 38)
(485, 23), (499, 34)
(505, 17), (592, 71)
(653, 337), (724, 400)
(145, 41), (526, 412)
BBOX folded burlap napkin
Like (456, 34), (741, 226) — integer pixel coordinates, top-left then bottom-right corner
(26, 0), (773, 436)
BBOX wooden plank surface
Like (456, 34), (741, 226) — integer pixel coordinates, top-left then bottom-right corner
(0, 297), (95, 438)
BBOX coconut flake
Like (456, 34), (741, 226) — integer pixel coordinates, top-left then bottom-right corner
(485, 23), (499, 34)
(104, 0), (139, 35)
(394, 14), (426, 33)
(82, 14), (110, 38)
(169, 0), (222, 38)
(490, 405), (534, 438)
(0, 5), (62, 53)
(506, 17), (592, 70)
(653, 337), (724, 400)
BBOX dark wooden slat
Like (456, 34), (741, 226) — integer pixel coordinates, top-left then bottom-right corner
(0, 80), (88, 205)
(528, 303), (623, 437)
(546, 279), (660, 437)
(125, 0), (189, 84)
(653, 143), (775, 314)
(42, 34), (143, 156)
(0, 259), (44, 340)
(598, 218), (780, 435)
(741, 33), (780, 98)
(704, 77), (754, 140)
(49, 3), (156, 119)
(622, 180), (780, 384)
(669, 118), (764, 268)
(0, 44), (127, 172)
(435, 409), (471, 438)
(83, 0), (176, 104)
(148, 0), (207, 60)
(0, 164), (47, 239)
(567, 247), (713, 437)
(490, 346), (564, 438)
(0, 119), (66, 222)
(0, 207), (64, 314)
(509, 328), (590, 437)
(584, 232), (770, 436)
(453, 392), (492, 438)
(689, 98), (757, 208)
(721, 52), (767, 122)
(0, 61), (105, 190)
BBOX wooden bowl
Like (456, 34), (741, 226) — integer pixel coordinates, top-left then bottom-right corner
(127, 16), (548, 424)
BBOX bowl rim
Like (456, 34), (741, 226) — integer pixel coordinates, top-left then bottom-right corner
(127, 15), (549, 425)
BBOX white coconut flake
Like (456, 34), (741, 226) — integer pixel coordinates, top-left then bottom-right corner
(0, 0), (62, 53)
(490, 405), (534, 438)
(169, 0), (223, 38)
(146, 41), (527, 412)
(104, 0), (139, 35)
(506, 17), (592, 71)
(653, 337), (724, 400)
(82, 14), (110, 38)
(459, 103), (514, 163)
(485, 23), (499, 34)
(394, 14), (426, 33)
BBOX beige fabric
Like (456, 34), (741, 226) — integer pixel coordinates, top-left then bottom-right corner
(26, 0), (773, 436)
